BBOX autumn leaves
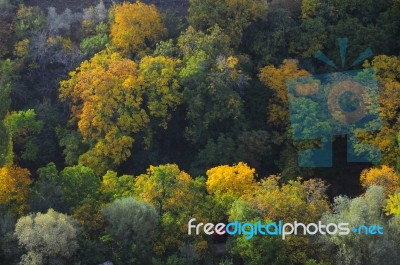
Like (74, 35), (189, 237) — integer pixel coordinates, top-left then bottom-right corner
(60, 51), (181, 174)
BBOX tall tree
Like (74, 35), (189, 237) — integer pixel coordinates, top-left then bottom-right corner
(0, 2), (14, 58)
(5, 109), (43, 162)
(60, 51), (181, 174)
(178, 26), (247, 145)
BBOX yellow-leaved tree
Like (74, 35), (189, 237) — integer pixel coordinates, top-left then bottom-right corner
(241, 176), (330, 264)
(360, 165), (400, 195)
(259, 59), (310, 127)
(206, 162), (257, 198)
(385, 192), (400, 216)
(360, 55), (400, 168)
(60, 51), (181, 174)
(0, 163), (31, 215)
(110, 2), (167, 56)
(243, 176), (330, 222)
(206, 162), (257, 219)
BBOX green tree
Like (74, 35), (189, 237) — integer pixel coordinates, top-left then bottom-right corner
(227, 198), (291, 265)
(241, 8), (294, 66)
(60, 165), (101, 210)
(289, 17), (328, 58)
(135, 164), (210, 255)
(5, 109), (43, 161)
(100, 170), (136, 201)
(191, 134), (239, 175)
(102, 197), (158, 265)
(56, 128), (85, 166)
(326, 0), (391, 24)
(0, 2), (14, 57)
(229, 222), (291, 265)
(31, 163), (64, 212)
(321, 186), (400, 265)
(80, 33), (109, 57)
(32, 163), (100, 212)
(241, 177), (330, 263)
(0, 211), (21, 264)
(178, 26), (247, 145)
(0, 59), (12, 166)
(15, 5), (46, 39)
(188, 0), (268, 46)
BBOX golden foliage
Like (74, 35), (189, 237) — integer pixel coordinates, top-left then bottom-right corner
(259, 59), (310, 126)
(242, 176), (329, 263)
(135, 164), (198, 216)
(385, 192), (400, 216)
(14, 39), (30, 58)
(60, 51), (181, 172)
(138, 55), (182, 129)
(0, 163), (31, 214)
(360, 165), (400, 195)
(110, 2), (166, 56)
(60, 51), (140, 167)
(245, 176), (329, 222)
(206, 162), (257, 198)
(360, 55), (400, 167)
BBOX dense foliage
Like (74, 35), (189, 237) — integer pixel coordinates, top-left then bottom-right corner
(0, 0), (400, 264)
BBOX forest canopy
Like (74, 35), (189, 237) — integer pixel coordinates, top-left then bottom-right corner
(0, 0), (400, 264)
